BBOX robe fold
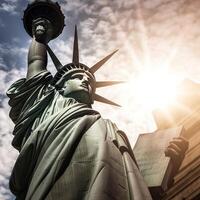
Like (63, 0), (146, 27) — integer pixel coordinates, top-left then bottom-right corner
(7, 71), (152, 200)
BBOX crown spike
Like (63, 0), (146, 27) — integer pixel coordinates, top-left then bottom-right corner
(72, 25), (79, 65)
(94, 93), (121, 107)
(46, 45), (63, 71)
(90, 50), (118, 74)
(96, 81), (124, 88)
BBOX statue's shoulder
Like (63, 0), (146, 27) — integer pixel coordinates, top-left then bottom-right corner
(7, 70), (53, 95)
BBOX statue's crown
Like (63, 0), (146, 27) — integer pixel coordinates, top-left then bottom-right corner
(47, 26), (122, 107)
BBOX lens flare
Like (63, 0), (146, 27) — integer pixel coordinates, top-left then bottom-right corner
(131, 70), (182, 111)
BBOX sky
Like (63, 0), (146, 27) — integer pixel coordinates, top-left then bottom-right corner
(1, 0), (200, 199)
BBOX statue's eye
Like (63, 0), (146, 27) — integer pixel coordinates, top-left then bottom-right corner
(72, 75), (82, 80)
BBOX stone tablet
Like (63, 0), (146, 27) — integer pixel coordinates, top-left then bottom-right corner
(133, 126), (184, 195)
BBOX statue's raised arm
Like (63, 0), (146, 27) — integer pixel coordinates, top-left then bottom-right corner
(22, 0), (65, 79)
(27, 18), (53, 79)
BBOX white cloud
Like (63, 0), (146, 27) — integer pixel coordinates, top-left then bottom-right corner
(0, 69), (24, 200)
(0, 44), (27, 58)
(0, 97), (17, 200)
(0, 68), (25, 93)
(0, 1), (17, 15)
(0, 43), (28, 72)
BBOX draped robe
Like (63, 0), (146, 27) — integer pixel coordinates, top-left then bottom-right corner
(7, 71), (152, 200)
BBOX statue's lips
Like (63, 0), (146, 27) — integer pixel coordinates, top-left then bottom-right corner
(81, 83), (89, 89)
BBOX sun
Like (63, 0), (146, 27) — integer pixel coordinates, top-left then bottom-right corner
(131, 70), (182, 111)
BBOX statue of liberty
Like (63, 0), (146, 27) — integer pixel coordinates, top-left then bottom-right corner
(6, 1), (188, 200)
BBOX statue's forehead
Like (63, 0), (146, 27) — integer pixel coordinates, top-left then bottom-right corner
(69, 71), (88, 77)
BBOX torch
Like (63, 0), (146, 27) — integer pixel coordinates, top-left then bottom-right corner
(23, 0), (65, 40)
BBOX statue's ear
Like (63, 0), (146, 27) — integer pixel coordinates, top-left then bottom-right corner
(55, 77), (65, 88)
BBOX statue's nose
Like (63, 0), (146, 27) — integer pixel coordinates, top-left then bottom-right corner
(82, 76), (89, 82)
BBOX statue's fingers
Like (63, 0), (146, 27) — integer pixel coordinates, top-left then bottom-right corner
(171, 137), (189, 152)
(173, 136), (188, 144)
(164, 148), (170, 157)
(178, 136), (189, 150)
(165, 147), (179, 158)
(168, 143), (182, 155)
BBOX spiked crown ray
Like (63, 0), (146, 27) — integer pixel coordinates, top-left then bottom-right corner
(46, 26), (122, 107)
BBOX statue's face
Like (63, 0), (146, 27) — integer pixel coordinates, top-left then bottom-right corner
(59, 71), (95, 105)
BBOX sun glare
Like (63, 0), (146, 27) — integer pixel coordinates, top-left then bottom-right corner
(131, 70), (182, 111)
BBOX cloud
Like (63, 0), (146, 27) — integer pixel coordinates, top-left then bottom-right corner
(0, 97), (17, 200)
(0, 43), (27, 71)
(0, 1), (18, 15)
(0, 41), (26, 200)
(0, 0), (25, 16)
(0, 68), (25, 200)
(0, 3), (15, 13)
